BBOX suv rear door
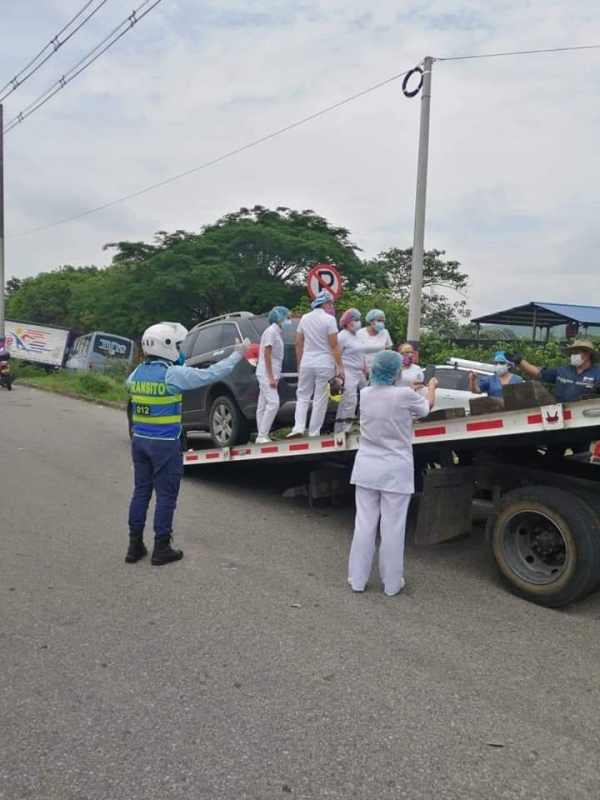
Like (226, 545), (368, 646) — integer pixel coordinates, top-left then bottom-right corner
(183, 324), (225, 425)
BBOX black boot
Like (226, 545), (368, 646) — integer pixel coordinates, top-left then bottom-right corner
(151, 537), (184, 566)
(125, 535), (148, 564)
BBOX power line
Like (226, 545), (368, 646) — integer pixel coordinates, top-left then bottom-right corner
(3, 0), (161, 134)
(8, 68), (411, 238)
(0, 0), (110, 102)
(8, 41), (600, 237)
(439, 43), (600, 62)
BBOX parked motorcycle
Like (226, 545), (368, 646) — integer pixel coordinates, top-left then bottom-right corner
(0, 360), (13, 390)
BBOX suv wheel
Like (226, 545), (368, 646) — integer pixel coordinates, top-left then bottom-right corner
(209, 394), (252, 448)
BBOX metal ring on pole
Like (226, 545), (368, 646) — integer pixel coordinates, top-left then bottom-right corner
(402, 67), (424, 98)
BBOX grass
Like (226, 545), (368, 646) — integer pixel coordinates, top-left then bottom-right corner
(13, 363), (129, 406)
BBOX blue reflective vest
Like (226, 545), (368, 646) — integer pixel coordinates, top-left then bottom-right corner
(128, 360), (182, 440)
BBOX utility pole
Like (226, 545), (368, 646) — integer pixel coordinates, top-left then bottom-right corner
(406, 56), (434, 353)
(0, 103), (4, 339)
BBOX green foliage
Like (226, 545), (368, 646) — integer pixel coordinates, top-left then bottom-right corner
(17, 368), (128, 404)
(6, 207), (468, 345)
(10, 362), (48, 378)
(6, 266), (100, 329)
(62, 206), (364, 338)
(102, 360), (132, 381)
(419, 334), (591, 369)
(362, 248), (469, 333)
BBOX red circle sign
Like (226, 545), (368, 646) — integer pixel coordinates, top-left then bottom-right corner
(306, 264), (343, 301)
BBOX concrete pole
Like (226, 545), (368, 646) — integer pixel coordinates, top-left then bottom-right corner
(406, 57), (434, 353)
(0, 104), (5, 339)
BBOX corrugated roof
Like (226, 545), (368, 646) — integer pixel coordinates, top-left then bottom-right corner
(472, 302), (600, 328)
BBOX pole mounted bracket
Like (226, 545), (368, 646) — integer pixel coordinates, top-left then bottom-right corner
(402, 67), (424, 98)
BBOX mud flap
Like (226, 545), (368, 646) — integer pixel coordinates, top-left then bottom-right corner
(413, 467), (474, 546)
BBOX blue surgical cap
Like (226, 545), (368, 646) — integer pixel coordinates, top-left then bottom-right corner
(493, 350), (510, 363)
(268, 306), (290, 325)
(311, 289), (334, 309)
(370, 350), (402, 386)
(366, 308), (385, 323)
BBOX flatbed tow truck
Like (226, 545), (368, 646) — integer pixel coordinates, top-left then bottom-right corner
(183, 396), (600, 609)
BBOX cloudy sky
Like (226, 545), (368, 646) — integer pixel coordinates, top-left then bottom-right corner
(2, 0), (599, 317)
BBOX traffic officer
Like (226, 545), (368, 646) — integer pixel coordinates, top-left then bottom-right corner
(509, 339), (600, 402)
(126, 322), (250, 566)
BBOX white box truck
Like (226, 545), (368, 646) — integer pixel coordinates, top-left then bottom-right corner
(4, 320), (78, 369)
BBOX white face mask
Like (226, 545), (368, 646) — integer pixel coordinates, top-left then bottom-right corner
(571, 354), (584, 368)
(496, 364), (509, 375)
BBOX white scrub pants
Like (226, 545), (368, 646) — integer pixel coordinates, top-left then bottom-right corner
(256, 377), (280, 438)
(292, 365), (333, 437)
(348, 486), (411, 596)
(334, 371), (362, 433)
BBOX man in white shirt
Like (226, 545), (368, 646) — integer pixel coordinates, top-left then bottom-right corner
(288, 290), (344, 438)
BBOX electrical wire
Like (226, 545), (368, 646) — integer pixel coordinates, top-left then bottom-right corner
(439, 43), (600, 62)
(0, 0), (110, 102)
(8, 67), (411, 238)
(3, 0), (161, 134)
(8, 41), (600, 237)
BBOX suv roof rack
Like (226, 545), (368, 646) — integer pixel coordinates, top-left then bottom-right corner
(190, 311), (255, 331)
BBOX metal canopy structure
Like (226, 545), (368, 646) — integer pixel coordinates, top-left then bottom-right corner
(472, 302), (600, 338)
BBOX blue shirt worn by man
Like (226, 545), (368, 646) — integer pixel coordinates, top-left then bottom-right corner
(126, 351), (242, 439)
(538, 364), (600, 403)
(478, 372), (523, 399)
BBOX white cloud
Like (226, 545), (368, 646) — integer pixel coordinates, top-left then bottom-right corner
(1, 0), (599, 318)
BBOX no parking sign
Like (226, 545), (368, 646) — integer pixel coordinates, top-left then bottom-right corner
(306, 264), (343, 302)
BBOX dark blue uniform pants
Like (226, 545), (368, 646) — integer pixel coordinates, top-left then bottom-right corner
(128, 437), (183, 539)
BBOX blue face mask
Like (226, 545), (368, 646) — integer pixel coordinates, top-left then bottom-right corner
(352, 321), (362, 332)
(374, 321), (385, 332)
(176, 352), (186, 365)
(282, 319), (292, 328)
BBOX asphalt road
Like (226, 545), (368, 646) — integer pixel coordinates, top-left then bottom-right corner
(2, 386), (600, 800)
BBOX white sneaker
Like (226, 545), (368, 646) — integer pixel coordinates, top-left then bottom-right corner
(286, 430), (304, 439)
(383, 578), (406, 597)
(255, 436), (272, 444)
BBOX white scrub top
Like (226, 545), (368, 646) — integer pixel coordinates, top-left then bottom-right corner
(397, 363), (425, 387)
(297, 308), (338, 370)
(351, 385), (430, 494)
(256, 323), (284, 380)
(356, 327), (393, 369)
(339, 329), (366, 377)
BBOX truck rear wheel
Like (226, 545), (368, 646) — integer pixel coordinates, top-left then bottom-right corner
(488, 486), (600, 608)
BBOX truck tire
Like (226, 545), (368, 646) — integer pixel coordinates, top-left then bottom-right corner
(488, 486), (600, 608)
(209, 394), (252, 448)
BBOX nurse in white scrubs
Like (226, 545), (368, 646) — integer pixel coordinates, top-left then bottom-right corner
(255, 306), (291, 444)
(334, 308), (367, 433)
(288, 289), (345, 438)
(356, 308), (393, 374)
(348, 350), (438, 596)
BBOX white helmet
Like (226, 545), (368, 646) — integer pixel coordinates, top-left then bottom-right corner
(160, 321), (189, 344)
(141, 322), (189, 362)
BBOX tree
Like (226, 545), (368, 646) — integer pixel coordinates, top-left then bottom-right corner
(4, 277), (22, 300)
(6, 266), (99, 328)
(74, 206), (365, 337)
(363, 248), (470, 333)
